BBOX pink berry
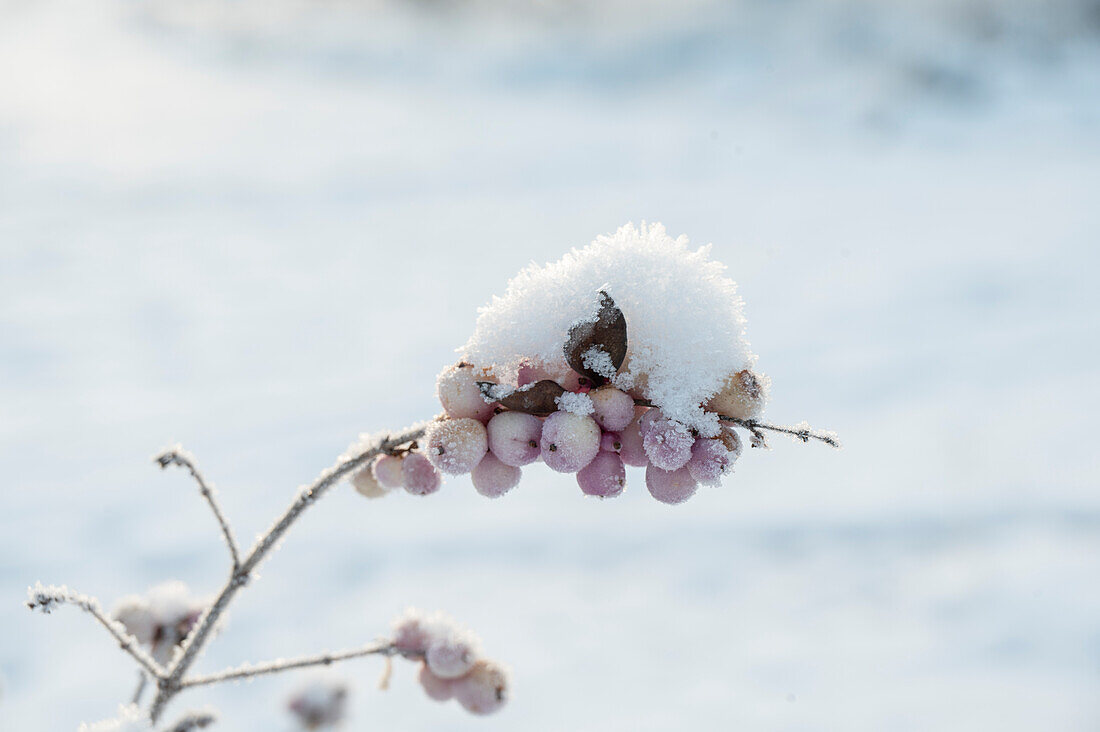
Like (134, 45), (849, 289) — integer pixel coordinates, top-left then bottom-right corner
(436, 363), (495, 422)
(453, 659), (509, 715)
(646, 464), (698, 504)
(351, 465), (387, 498)
(471, 453), (521, 499)
(372, 454), (405, 489)
(618, 419), (649, 467)
(686, 437), (737, 486)
(589, 386), (635, 431)
(402, 453), (442, 496)
(425, 418), (488, 475)
(418, 662), (456, 701)
(426, 634), (480, 679)
(540, 411), (600, 473)
(576, 451), (626, 498)
(600, 431), (622, 453)
(486, 411), (542, 467)
(640, 412), (694, 471)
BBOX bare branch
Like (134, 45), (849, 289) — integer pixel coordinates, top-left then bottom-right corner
(26, 583), (165, 679)
(161, 709), (216, 732)
(720, 417), (841, 448)
(149, 424), (427, 723)
(180, 641), (396, 689)
(155, 447), (241, 570)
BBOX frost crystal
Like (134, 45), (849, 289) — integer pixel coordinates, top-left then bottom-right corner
(554, 391), (594, 417)
(461, 223), (755, 434)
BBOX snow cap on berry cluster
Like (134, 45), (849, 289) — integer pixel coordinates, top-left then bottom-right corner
(460, 223), (755, 436)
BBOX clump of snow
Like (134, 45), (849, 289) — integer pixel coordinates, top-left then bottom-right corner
(78, 704), (151, 732)
(461, 223), (755, 435)
(555, 391), (594, 416)
(580, 346), (617, 379)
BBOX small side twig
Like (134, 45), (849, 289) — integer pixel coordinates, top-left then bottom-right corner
(179, 641), (397, 689)
(25, 583), (165, 679)
(155, 447), (241, 570)
(630, 398), (839, 448)
(132, 670), (149, 705)
(720, 417), (840, 448)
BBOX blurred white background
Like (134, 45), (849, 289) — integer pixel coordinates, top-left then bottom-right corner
(1, 0), (1098, 729)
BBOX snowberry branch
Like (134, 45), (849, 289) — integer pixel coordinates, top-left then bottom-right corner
(25, 583), (165, 679)
(155, 448), (241, 570)
(179, 641), (399, 689)
(147, 425), (426, 723)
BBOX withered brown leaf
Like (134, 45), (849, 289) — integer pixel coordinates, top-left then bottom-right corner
(478, 379), (566, 416)
(563, 290), (627, 385)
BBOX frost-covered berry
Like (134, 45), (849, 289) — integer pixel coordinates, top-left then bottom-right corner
(112, 598), (156, 646)
(418, 662), (456, 702)
(426, 633), (481, 679)
(436, 363), (495, 422)
(425, 418), (488, 475)
(576, 451), (626, 498)
(706, 369), (768, 420)
(600, 431), (622, 453)
(287, 677), (348, 730)
(640, 411), (694, 471)
(471, 453), (521, 499)
(351, 465), (387, 498)
(486, 411), (542, 467)
(589, 386), (635, 431)
(453, 659), (510, 715)
(646, 464), (698, 504)
(392, 609), (432, 654)
(618, 418), (649, 467)
(540, 411), (600, 473)
(686, 437), (737, 486)
(402, 453), (442, 496)
(372, 454), (405, 490)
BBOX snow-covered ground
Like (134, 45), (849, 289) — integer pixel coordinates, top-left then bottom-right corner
(2, 0), (1098, 729)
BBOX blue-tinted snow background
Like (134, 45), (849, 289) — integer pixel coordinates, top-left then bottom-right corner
(2, 0), (1098, 729)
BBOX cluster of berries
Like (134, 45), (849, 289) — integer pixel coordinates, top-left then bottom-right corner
(352, 359), (765, 505)
(350, 290), (768, 504)
(390, 609), (509, 715)
(112, 581), (205, 665)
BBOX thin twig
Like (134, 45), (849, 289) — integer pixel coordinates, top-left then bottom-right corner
(25, 583), (165, 679)
(630, 398), (839, 448)
(132, 670), (149, 705)
(180, 641), (396, 689)
(720, 417), (841, 448)
(155, 448), (241, 570)
(148, 425), (426, 723)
